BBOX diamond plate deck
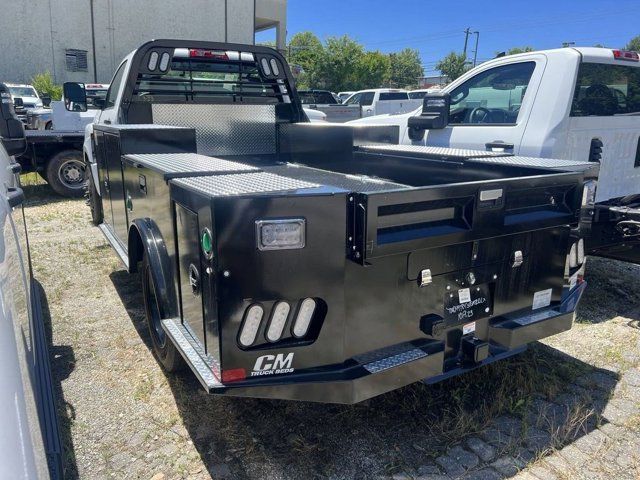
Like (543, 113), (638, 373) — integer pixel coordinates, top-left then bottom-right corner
(363, 348), (428, 374)
(264, 164), (408, 193)
(151, 104), (277, 156)
(161, 318), (222, 391)
(172, 171), (322, 197)
(358, 144), (512, 160)
(124, 152), (259, 179)
(470, 155), (593, 169)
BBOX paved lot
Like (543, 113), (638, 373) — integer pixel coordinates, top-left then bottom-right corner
(23, 182), (640, 480)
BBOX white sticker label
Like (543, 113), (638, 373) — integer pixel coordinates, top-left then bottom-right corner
(458, 288), (471, 304)
(462, 321), (476, 335)
(532, 288), (552, 310)
(569, 272), (578, 290)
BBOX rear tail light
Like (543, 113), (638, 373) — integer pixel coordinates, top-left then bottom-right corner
(293, 298), (316, 338)
(613, 49), (639, 62)
(189, 49), (229, 60)
(266, 302), (290, 342)
(239, 305), (264, 347)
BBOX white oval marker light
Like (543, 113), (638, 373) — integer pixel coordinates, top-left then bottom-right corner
(266, 302), (290, 342)
(239, 305), (263, 347)
(148, 51), (159, 70)
(293, 298), (316, 338)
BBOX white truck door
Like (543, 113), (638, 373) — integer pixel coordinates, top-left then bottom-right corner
(414, 56), (547, 153)
(360, 91), (376, 117)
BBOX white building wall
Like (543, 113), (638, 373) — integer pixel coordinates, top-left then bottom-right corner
(0, 0), (270, 84)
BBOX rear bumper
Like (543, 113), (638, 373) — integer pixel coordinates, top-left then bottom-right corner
(167, 283), (586, 404)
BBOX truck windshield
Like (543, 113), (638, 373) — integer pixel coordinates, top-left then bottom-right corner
(134, 52), (289, 103)
(298, 91), (337, 104)
(9, 87), (37, 97)
(570, 62), (640, 116)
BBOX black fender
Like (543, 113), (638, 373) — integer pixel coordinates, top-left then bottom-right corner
(128, 218), (178, 318)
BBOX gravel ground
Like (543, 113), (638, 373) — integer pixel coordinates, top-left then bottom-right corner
(23, 181), (640, 480)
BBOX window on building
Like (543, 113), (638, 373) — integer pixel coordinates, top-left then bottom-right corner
(65, 49), (88, 72)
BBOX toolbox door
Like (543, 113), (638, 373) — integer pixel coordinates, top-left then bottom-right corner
(103, 133), (129, 241)
(350, 173), (583, 263)
(175, 203), (206, 347)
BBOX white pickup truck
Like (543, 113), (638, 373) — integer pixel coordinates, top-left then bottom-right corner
(351, 47), (640, 264)
(344, 88), (422, 118)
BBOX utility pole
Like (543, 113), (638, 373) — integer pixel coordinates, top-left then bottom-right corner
(472, 31), (480, 67)
(463, 27), (472, 57)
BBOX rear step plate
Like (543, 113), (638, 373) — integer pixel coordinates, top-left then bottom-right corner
(161, 318), (223, 392)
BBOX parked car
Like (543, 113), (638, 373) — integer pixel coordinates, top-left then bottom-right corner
(5, 83), (44, 110)
(343, 88), (422, 117)
(298, 89), (361, 122)
(351, 46), (640, 266)
(0, 82), (63, 479)
(27, 83), (108, 131)
(66, 39), (596, 404)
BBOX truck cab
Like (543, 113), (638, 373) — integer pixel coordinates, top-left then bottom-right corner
(344, 88), (422, 118)
(352, 47), (640, 264)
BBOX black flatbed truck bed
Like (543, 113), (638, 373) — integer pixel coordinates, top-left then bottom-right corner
(85, 39), (598, 404)
(17, 129), (86, 197)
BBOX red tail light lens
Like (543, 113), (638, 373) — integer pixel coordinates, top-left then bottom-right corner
(612, 50), (639, 61)
(189, 49), (229, 60)
(221, 368), (246, 383)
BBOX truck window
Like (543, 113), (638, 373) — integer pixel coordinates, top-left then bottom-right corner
(105, 61), (128, 109)
(360, 92), (375, 106)
(298, 91), (337, 104)
(379, 92), (409, 101)
(448, 61), (536, 125)
(344, 93), (362, 105)
(570, 62), (640, 116)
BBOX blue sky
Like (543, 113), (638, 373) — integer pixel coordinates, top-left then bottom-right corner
(257, 0), (640, 75)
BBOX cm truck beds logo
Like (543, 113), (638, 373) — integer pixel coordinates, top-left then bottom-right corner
(251, 353), (294, 377)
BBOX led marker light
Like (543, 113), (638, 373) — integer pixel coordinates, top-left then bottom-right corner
(293, 298), (316, 338)
(239, 305), (263, 347)
(266, 302), (290, 342)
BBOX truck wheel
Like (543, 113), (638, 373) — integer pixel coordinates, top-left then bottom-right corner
(46, 150), (86, 198)
(86, 171), (103, 225)
(45, 121), (52, 130)
(141, 252), (184, 372)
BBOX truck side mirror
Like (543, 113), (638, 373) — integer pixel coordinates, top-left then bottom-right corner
(407, 93), (450, 141)
(42, 96), (52, 107)
(63, 82), (87, 112)
(0, 84), (26, 156)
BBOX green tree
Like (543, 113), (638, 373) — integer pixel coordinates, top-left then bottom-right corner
(316, 35), (366, 91)
(435, 52), (469, 82)
(287, 31), (324, 88)
(625, 35), (640, 52)
(31, 71), (62, 100)
(506, 46), (535, 55)
(388, 48), (423, 88)
(354, 50), (391, 90)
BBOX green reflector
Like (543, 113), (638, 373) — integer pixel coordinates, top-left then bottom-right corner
(201, 229), (213, 255)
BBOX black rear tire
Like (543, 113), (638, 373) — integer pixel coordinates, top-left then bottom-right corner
(86, 170), (103, 225)
(45, 150), (86, 198)
(141, 252), (184, 372)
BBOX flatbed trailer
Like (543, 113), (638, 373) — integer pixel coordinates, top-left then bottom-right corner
(78, 40), (598, 404)
(17, 129), (86, 197)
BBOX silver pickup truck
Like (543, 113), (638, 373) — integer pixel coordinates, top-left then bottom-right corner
(298, 89), (361, 122)
(0, 83), (63, 479)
